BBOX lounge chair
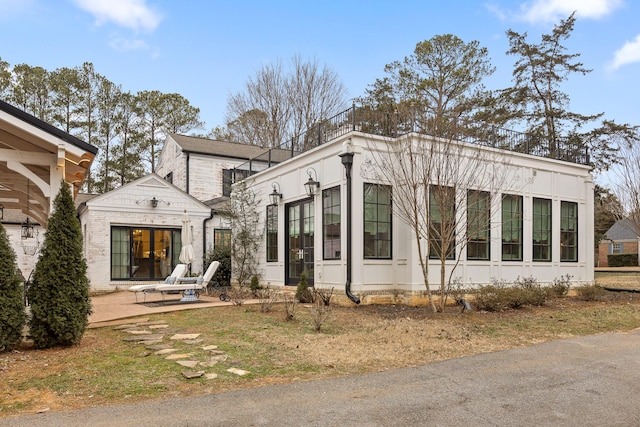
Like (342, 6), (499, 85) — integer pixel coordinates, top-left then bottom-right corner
(155, 261), (220, 303)
(128, 264), (189, 302)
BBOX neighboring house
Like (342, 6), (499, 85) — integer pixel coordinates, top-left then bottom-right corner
(231, 108), (594, 305)
(598, 219), (639, 267)
(0, 99), (97, 281)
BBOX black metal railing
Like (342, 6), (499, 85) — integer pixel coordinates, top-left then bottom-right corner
(233, 105), (589, 179)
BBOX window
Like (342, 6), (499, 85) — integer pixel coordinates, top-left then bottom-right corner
(266, 204), (278, 262)
(214, 229), (231, 251)
(467, 190), (490, 260)
(222, 169), (252, 197)
(165, 172), (173, 184)
(561, 201), (578, 261)
(429, 186), (456, 260)
(323, 187), (341, 259)
(364, 183), (391, 259)
(111, 227), (181, 280)
(502, 194), (523, 261)
(611, 243), (622, 254)
(533, 198), (552, 261)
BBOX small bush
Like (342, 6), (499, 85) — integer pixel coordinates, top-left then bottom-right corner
(204, 246), (231, 288)
(607, 253), (638, 267)
(575, 284), (607, 301)
(250, 275), (262, 295)
(550, 274), (572, 298)
(295, 271), (314, 303)
(283, 292), (297, 321)
(473, 283), (509, 312)
(229, 285), (249, 306)
(474, 277), (548, 311)
(310, 298), (331, 332)
(314, 287), (334, 306)
(256, 287), (278, 312)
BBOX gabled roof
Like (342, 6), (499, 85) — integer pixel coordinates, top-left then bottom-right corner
(604, 219), (639, 241)
(168, 134), (270, 160)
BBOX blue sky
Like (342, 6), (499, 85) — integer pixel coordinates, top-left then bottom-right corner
(0, 0), (638, 138)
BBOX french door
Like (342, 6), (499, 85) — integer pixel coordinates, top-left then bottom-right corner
(285, 199), (314, 286)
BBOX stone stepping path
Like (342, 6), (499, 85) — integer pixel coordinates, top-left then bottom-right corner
(117, 320), (250, 380)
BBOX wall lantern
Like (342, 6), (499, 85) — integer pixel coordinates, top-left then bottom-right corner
(21, 217), (35, 239)
(304, 168), (320, 197)
(269, 182), (282, 205)
(136, 197), (170, 208)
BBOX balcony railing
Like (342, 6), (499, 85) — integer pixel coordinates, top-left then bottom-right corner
(234, 105), (590, 178)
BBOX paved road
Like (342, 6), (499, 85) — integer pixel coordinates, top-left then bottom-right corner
(2, 329), (640, 426)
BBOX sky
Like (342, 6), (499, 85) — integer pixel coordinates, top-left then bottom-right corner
(0, 0), (638, 151)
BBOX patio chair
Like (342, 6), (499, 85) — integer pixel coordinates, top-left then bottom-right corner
(155, 261), (220, 303)
(128, 263), (189, 302)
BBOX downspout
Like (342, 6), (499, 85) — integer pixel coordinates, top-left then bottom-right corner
(339, 140), (360, 304)
(186, 152), (190, 194)
(202, 208), (215, 267)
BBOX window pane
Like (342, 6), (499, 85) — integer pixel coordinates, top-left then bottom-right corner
(363, 183), (392, 259)
(502, 194), (522, 261)
(560, 201), (578, 262)
(532, 198), (551, 261)
(266, 205), (278, 262)
(323, 187), (341, 260)
(467, 190), (490, 260)
(429, 186), (455, 260)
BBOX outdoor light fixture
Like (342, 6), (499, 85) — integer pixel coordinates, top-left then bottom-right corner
(136, 197), (170, 208)
(21, 217), (34, 239)
(269, 182), (282, 205)
(304, 167), (320, 197)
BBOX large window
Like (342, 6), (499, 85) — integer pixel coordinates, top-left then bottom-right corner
(223, 169), (252, 197)
(532, 198), (552, 261)
(323, 187), (341, 260)
(364, 183), (391, 259)
(111, 227), (181, 280)
(214, 228), (231, 251)
(266, 204), (278, 262)
(502, 194), (523, 261)
(561, 201), (578, 262)
(429, 185), (456, 260)
(467, 190), (490, 260)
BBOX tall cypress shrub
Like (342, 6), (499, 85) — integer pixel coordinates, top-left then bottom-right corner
(0, 222), (27, 351)
(28, 181), (91, 348)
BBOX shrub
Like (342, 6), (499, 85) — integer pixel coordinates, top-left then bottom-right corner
(204, 246), (231, 288)
(295, 271), (314, 303)
(256, 287), (278, 312)
(250, 275), (262, 295)
(28, 181), (91, 348)
(575, 284), (607, 301)
(0, 223), (27, 351)
(473, 283), (509, 312)
(314, 287), (334, 306)
(310, 298), (331, 332)
(608, 253), (638, 267)
(550, 274), (572, 298)
(283, 292), (297, 321)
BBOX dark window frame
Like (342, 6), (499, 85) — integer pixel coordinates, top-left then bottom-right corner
(501, 194), (523, 261)
(322, 186), (341, 260)
(363, 183), (392, 260)
(266, 204), (278, 262)
(560, 201), (578, 262)
(213, 228), (231, 251)
(467, 190), (490, 261)
(532, 197), (552, 262)
(429, 185), (456, 260)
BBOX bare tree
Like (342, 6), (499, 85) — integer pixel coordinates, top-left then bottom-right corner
(229, 180), (263, 288)
(612, 143), (640, 236)
(225, 56), (348, 148)
(363, 130), (518, 313)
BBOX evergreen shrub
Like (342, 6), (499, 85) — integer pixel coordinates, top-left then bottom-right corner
(0, 223), (27, 351)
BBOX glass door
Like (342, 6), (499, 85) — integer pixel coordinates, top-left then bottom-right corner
(286, 199), (314, 286)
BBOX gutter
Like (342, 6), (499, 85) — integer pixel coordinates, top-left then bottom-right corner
(202, 208), (215, 266)
(186, 152), (190, 194)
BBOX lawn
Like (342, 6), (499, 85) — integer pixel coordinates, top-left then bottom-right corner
(2, 281), (640, 417)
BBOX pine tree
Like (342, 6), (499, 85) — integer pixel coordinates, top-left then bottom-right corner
(28, 181), (91, 348)
(0, 223), (27, 351)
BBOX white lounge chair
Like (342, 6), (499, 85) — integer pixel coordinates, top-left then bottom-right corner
(128, 264), (189, 302)
(155, 261), (220, 303)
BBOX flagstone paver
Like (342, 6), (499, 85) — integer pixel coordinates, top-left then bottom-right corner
(201, 345), (218, 351)
(165, 353), (193, 360)
(204, 373), (218, 380)
(123, 334), (164, 342)
(176, 360), (199, 368)
(227, 368), (250, 376)
(170, 333), (201, 340)
(154, 349), (178, 355)
(182, 371), (204, 379)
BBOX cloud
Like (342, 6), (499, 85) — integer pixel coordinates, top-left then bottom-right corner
(609, 34), (640, 70)
(492, 0), (624, 24)
(109, 34), (149, 52)
(73, 0), (162, 32)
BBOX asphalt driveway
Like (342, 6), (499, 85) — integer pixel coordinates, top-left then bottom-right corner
(2, 328), (639, 426)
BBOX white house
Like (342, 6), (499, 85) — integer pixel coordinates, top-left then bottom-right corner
(233, 119), (594, 305)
